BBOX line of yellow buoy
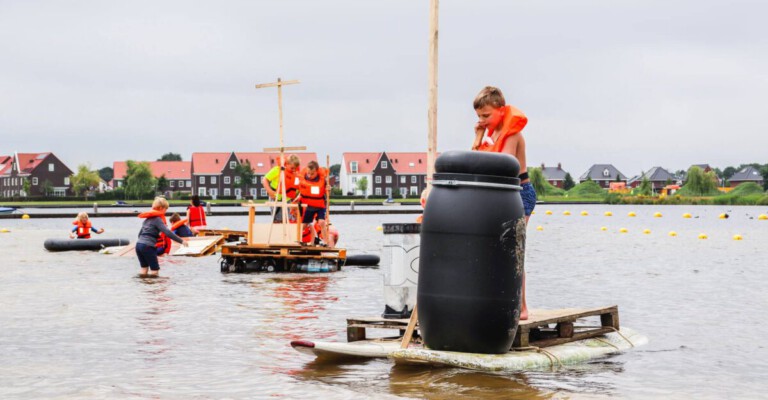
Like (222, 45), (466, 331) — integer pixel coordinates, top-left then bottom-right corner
(534, 211), (768, 220)
(534, 226), (744, 240)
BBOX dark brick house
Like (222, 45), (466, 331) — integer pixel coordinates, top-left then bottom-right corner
(0, 152), (73, 197)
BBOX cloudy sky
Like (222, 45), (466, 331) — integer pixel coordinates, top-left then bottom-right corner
(2, 0), (767, 178)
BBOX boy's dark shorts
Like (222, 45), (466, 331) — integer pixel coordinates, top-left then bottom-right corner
(521, 182), (536, 216)
(136, 242), (160, 271)
(302, 206), (327, 224)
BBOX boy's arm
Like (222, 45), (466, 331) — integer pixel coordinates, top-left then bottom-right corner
(471, 123), (485, 150)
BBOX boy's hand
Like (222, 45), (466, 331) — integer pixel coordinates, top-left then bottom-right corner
(98, 228), (105, 234)
(182, 239), (189, 247)
(69, 233), (76, 239)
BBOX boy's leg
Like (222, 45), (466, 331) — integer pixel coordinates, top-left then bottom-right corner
(136, 243), (150, 276)
(301, 207), (317, 244)
(520, 182), (537, 320)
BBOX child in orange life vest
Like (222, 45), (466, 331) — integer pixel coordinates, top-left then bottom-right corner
(169, 213), (194, 238)
(70, 212), (104, 239)
(136, 197), (187, 276)
(186, 195), (207, 233)
(262, 154), (301, 223)
(302, 219), (340, 248)
(471, 86), (535, 320)
(296, 161), (330, 245)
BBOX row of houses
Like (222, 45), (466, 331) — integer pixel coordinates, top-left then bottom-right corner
(1, 151), (765, 199)
(540, 163), (765, 191)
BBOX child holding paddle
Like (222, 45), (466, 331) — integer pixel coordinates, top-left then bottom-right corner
(136, 197), (187, 277)
(471, 86), (535, 320)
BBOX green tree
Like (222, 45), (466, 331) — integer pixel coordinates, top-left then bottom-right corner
(563, 173), (576, 191)
(356, 177), (368, 196)
(124, 160), (156, 200)
(156, 174), (169, 194)
(158, 152), (182, 161)
(41, 179), (54, 196)
(330, 163), (341, 176)
(529, 167), (548, 196)
(234, 161), (256, 194)
(70, 164), (102, 200)
(680, 166), (718, 196)
(638, 175), (653, 196)
(22, 178), (31, 197)
(722, 166), (737, 182)
(98, 166), (114, 182)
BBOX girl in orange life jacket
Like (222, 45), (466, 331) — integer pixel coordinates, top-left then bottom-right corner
(297, 161), (330, 245)
(186, 195), (207, 233)
(471, 86), (535, 320)
(69, 212), (104, 239)
(137, 197), (187, 277)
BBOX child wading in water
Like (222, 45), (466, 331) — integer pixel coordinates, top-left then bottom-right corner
(70, 212), (104, 239)
(136, 197), (187, 277)
(471, 86), (535, 320)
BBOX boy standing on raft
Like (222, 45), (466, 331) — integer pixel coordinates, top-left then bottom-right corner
(262, 154), (301, 223)
(471, 86), (536, 320)
(297, 160), (330, 246)
(137, 197), (187, 277)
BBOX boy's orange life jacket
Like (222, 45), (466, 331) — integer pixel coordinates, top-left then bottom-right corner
(298, 168), (327, 209)
(301, 222), (339, 244)
(477, 105), (528, 153)
(139, 210), (172, 254)
(73, 220), (92, 239)
(171, 218), (188, 231)
(188, 205), (207, 227)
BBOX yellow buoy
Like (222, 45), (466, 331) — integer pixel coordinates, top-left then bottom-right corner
(619, 228), (628, 233)
(600, 226), (608, 231)
(733, 234), (743, 241)
(545, 210), (553, 215)
(758, 214), (768, 220)
(581, 211), (589, 216)
(698, 233), (708, 239)
(22, 214), (30, 220)
(683, 213), (692, 218)
(604, 211), (613, 217)
(643, 229), (651, 234)
(376, 226), (383, 231)
(536, 225), (544, 231)
(654, 212), (663, 218)
(563, 211), (571, 216)
(718, 213), (727, 219)
(531, 211), (536, 215)
(668, 231), (678, 237)
(0, 228), (9, 233)
(628, 212), (636, 217)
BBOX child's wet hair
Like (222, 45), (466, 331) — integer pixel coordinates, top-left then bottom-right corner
(473, 86), (506, 109)
(152, 196), (169, 210)
(170, 213), (181, 223)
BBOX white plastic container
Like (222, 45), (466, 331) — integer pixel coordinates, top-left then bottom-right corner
(381, 223), (421, 318)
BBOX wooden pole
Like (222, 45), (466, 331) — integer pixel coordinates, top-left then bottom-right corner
(426, 0), (439, 182)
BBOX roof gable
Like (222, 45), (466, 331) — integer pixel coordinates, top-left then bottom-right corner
(579, 164), (627, 181)
(0, 155), (13, 175)
(343, 152), (381, 174)
(113, 161), (192, 181)
(643, 166), (675, 182)
(191, 152), (235, 175)
(17, 152), (52, 174)
(730, 166), (764, 182)
(386, 152), (430, 174)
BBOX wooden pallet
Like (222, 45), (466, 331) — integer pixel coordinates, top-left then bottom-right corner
(196, 229), (247, 242)
(346, 306), (619, 349)
(220, 242), (347, 272)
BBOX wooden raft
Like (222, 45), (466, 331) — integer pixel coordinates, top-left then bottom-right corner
(220, 243), (346, 269)
(346, 306), (619, 349)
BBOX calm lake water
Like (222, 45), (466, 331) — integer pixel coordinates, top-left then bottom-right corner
(1, 204), (767, 399)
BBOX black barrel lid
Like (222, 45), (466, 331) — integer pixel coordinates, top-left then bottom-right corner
(435, 150), (520, 178)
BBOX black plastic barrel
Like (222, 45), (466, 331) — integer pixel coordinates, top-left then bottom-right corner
(44, 238), (131, 252)
(418, 150), (526, 354)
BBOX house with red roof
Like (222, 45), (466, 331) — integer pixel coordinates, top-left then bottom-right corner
(341, 152), (430, 197)
(112, 161), (192, 195)
(0, 152), (73, 197)
(191, 152), (317, 199)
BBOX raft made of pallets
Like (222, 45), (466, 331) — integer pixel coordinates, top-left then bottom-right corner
(195, 229), (247, 243)
(346, 305), (620, 349)
(219, 242), (347, 273)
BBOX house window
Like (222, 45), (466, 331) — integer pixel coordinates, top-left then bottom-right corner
(603, 169), (610, 177)
(199, 188), (206, 196)
(49, 163), (54, 172)
(260, 188), (267, 197)
(400, 176), (405, 184)
(224, 176), (231, 184)
(400, 187), (407, 196)
(199, 176), (205, 184)
(375, 188), (382, 195)
(170, 181), (175, 187)
(32, 177), (38, 185)
(224, 188), (231, 196)
(252, 176), (258, 184)
(178, 181), (184, 188)
(211, 176), (217, 184)
(352, 177), (357, 183)
(375, 176), (381, 184)
(410, 186), (418, 195)
(186, 180), (191, 187)
(385, 188), (392, 196)
(411, 176), (417, 183)
(382, 161), (388, 169)
(250, 188), (258, 197)
(386, 176), (392, 183)
(235, 176), (241, 184)
(64, 177), (70, 185)
(350, 161), (358, 173)
(230, 161), (236, 169)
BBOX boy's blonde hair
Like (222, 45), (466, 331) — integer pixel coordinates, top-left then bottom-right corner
(286, 154), (301, 167)
(152, 196), (169, 210)
(76, 212), (89, 222)
(473, 86), (506, 109)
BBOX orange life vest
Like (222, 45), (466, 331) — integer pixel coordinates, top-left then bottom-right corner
(171, 218), (188, 231)
(138, 210), (172, 254)
(301, 221), (339, 244)
(188, 205), (207, 227)
(476, 105), (528, 153)
(73, 220), (92, 239)
(299, 168), (327, 209)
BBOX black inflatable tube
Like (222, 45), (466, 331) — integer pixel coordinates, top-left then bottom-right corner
(44, 238), (131, 252)
(344, 254), (380, 266)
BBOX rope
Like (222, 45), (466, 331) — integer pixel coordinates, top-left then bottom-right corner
(512, 346), (564, 369)
(572, 326), (635, 348)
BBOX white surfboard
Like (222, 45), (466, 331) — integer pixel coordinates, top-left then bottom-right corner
(291, 327), (647, 371)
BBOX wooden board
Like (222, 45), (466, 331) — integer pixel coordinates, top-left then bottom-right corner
(251, 222), (301, 245)
(172, 236), (223, 256)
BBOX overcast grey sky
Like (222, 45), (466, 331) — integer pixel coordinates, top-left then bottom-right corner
(2, 0), (767, 177)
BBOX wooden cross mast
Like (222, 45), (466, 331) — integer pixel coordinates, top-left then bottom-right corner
(255, 77), (306, 244)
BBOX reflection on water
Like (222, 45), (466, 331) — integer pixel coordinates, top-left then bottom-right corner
(1, 207), (768, 399)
